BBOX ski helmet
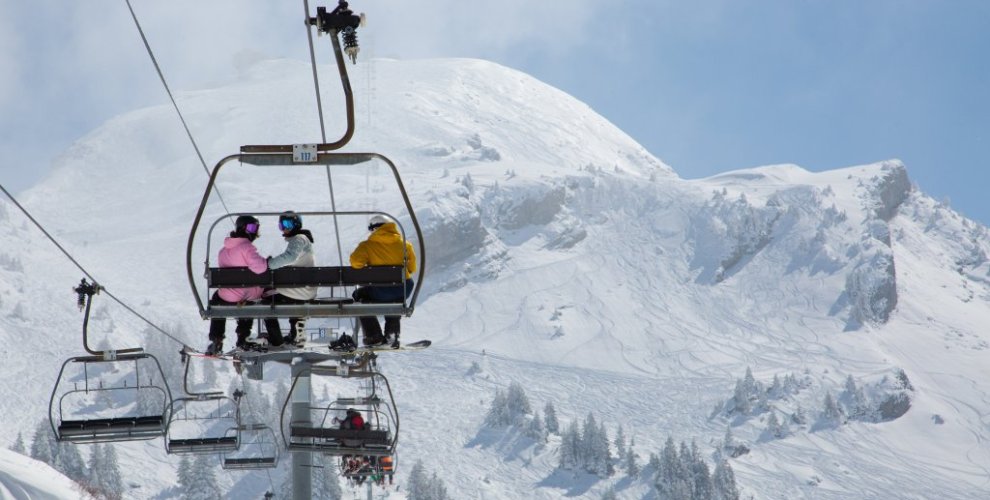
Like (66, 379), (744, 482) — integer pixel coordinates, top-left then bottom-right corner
(367, 214), (388, 231)
(235, 215), (260, 237)
(278, 211), (302, 232)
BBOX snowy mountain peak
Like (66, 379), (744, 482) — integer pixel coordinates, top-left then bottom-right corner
(3, 57), (990, 499)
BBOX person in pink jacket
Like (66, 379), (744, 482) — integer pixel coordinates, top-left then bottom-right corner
(206, 215), (268, 355)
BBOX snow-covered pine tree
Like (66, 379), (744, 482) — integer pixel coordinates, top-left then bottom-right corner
(505, 381), (532, 421)
(544, 401), (560, 434)
(311, 454), (343, 500)
(712, 459), (740, 500)
(101, 443), (124, 500)
(10, 432), (25, 454)
(29, 419), (54, 465)
(763, 412), (783, 440)
(483, 389), (509, 427)
(526, 410), (547, 442)
(177, 455), (193, 496)
(55, 441), (87, 483)
(791, 404), (807, 425)
(185, 454), (221, 500)
(732, 380), (752, 414)
(655, 437), (691, 500)
(647, 452), (661, 474)
(87, 443), (105, 493)
(559, 421), (581, 470)
(820, 391), (843, 426)
(624, 437), (639, 477)
(581, 413), (599, 473)
(407, 460), (430, 500)
(685, 441), (713, 500)
(429, 471), (451, 500)
(595, 421), (614, 477)
(769, 374), (783, 398)
(614, 425), (626, 458)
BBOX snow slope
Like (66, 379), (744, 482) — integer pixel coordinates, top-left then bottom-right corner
(0, 448), (86, 499)
(1, 57), (989, 499)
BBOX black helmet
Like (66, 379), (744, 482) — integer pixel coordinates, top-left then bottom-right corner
(235, 215), (260, 238)
(278, 211), (302, 232)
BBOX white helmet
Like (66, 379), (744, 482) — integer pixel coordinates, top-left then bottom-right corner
(368, 215), (389, 231)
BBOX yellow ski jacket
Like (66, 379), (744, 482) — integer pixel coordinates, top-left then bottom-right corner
(349, 222), (417, 279)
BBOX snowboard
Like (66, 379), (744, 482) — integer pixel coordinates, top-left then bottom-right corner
(330, 339), (431, 354)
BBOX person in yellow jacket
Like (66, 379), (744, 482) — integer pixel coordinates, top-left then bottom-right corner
(349, 215), (416, 346)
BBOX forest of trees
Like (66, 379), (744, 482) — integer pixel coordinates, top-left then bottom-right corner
(484, 381), (740, 499)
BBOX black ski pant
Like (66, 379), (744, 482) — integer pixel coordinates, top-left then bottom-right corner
(262, 293), (307, 345)
(208, 292), (253, 345)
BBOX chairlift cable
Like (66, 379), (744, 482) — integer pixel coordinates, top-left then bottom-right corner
(0, 182), (187, 348)
(123, 0), (235, 219)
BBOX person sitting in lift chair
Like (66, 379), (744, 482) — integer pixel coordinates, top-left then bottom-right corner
(207, 215), (267, 355)
(348, 214), (416, 347)
(262, 211), (316, 347)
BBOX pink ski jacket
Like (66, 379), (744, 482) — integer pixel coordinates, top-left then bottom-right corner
(217, 236), (268, 303)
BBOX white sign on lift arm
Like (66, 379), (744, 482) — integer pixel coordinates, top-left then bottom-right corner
(292, 144), (318, 163)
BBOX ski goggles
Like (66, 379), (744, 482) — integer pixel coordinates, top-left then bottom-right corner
(244, 222), (259, 234)
(280, 218), (295, 230)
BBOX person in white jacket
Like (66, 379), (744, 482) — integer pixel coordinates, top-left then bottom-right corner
(263, 211), (316, 346)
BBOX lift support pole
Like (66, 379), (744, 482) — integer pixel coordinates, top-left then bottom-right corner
(292, 358), (313, 500)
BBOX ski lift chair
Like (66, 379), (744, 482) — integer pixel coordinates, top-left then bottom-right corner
(164, 358), (240, 454)
(49, 280), (172, 444)
(186, 152), (425, 323)
(221, 423), (280, 470)
(281, 369), (398, 457)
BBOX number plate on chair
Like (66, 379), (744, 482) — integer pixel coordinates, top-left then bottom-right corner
(292, 144), (318, 163)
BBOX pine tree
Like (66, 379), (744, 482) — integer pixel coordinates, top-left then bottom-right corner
(526, 411), (547, 442)
(624, 437), (639, 477)
(764, 412), (783, 440)
(10, 432), (25, 454)
(769, 374), (783, 398)
(655, 437), (691, 500)
(483, 389), (509, 427)
(505, 381), (532, 421)
(407, 460), (430, 500)
(544, 401), (560, 434)
(821, 391), (843, 425)
(102, 444), (124, 500)
(429, 471), (450, 500)
(791, 404), (807, 425)
(87, 444), (105, 493)
(559, 421), (581, 470)
(581, 413), (598, 473)
(614, 425), (626, 458)
(184, 454), (220, 500)
(177, 455), (194, 495)
(713, 460), (740, 500)
(311, 455), (342, 500)
(30, 419), (54, 465)
(55, 441), (87, 483)
(686, 441), (713, 500)
(732, 380), (751, 414)
(595, 421), (613, 477)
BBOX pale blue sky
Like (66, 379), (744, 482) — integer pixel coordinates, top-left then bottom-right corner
(2, 1), (988, 223)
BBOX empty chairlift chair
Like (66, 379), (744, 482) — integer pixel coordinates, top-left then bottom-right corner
(164, 357), (240, 454)
(49, 280), (171, 444)
(222, 423), (280, 470)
